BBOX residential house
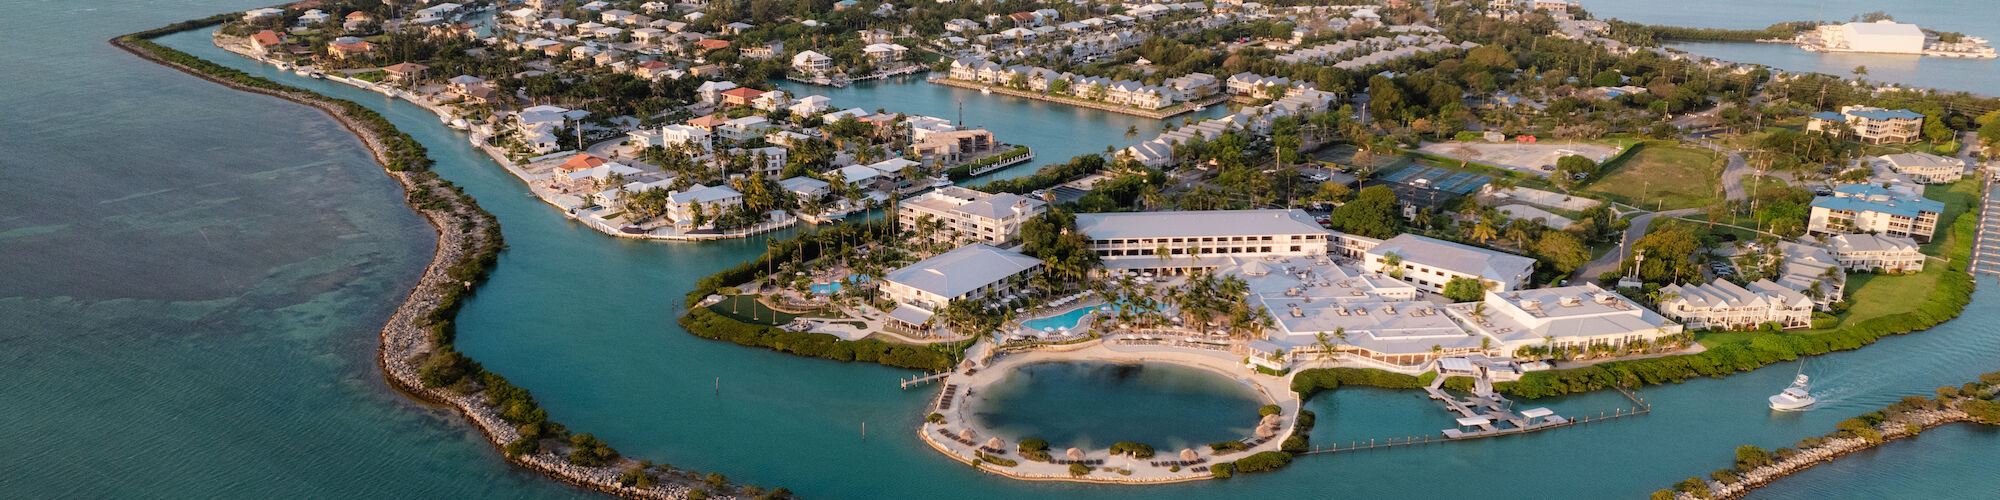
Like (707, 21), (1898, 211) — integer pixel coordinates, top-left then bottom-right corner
(1871, 152), (1965, 184)
(667, 185), (744, 226)
(720, 87), (766, 107)
(1807, 105), (1924, 144)
(381, 62), (429, 83)
(792, 50), (833, 74)
(249, 30), (286, 53)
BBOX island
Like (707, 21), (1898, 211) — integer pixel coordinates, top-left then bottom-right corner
(131, 0), (2000, 498)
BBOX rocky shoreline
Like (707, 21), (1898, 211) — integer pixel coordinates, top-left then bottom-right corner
(1689, 409), (1974, 500)
(112, 32), (733, 500)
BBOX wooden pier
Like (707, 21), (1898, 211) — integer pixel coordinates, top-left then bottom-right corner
(1298, 369), (1653, 457)
(901, 371), (950, 389)
(1968, 178), (2000, 278)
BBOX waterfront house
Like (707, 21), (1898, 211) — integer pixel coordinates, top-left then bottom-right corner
(862, 43), (909, 63)
(249, 30), (286, 53)
(736, 146), (787, 176)
(899, 186), (1047, 246)
(381, 62), (429, 83)
(1808, 184), (1943, 242)
(328, 37), (375, 59)
(1658, 279), (1814, 330)
(1807, 106), (1924, 144)
(694, 39), (731, 52)
(881, 244), (1044, 312)
(792, 51), (833, 74)
(1363, 233), (1537, 294)
(667, 184), (744, 226)
(912, 129), (996, 166)
(751, 90), (789, 112)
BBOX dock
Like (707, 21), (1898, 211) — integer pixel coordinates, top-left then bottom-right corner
(900, 371), (950, 389)
(1969, 178), (2000, 278)
(1299, 360), (1651, 456)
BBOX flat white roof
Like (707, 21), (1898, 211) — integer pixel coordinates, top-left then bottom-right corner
(1369, 234), (1537, 284)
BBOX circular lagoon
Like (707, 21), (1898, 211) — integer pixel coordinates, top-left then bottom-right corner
(970, 361), (1265, 450)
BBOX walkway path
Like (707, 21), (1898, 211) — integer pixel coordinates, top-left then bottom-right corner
(1574, 207), (1701, 282)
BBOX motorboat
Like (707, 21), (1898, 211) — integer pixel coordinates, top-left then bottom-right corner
(1768, 373), (1816, 411)
(930, 179), (952, 188)
(980, 86), (991, 95)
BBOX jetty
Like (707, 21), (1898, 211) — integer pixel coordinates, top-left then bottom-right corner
(900, 371), (950, 389)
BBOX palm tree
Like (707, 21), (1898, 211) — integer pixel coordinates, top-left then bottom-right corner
(1469, 219), (1499, 244)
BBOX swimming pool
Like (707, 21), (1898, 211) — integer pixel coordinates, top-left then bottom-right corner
(808, 274), (869, 295)
(1020, 303), (1111, 332)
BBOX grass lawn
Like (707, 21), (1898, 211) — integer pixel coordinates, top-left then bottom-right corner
(1581, 141), (1724, 210)
(708, 295), (800, 326)
(1921, 179), (1983, 257)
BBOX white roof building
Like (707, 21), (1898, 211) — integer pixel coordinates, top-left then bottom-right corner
(1363, 234), (1537, 293)
(881, 244), (1044, 311)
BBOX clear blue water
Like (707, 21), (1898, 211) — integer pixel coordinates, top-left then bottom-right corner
(7, 0), (1998, 498)
(1583, 0), (2000, 95)
(1021, 304), (1108, 332)
(971, 362), (1264, 450)
(809, 274), (868, 295)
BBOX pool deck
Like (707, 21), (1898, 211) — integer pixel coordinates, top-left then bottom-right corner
(918, 341), (1300, 483)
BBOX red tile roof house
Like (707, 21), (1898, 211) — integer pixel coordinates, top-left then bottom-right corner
(328, 38), (375, 59)
(694, 39), (731, 52)
(686, 114), (727, 131)
(558, 153), (609, 171)
(249, 30), (286, 53)
(720, 87), (767, 107)
(381, 62), (430, 83)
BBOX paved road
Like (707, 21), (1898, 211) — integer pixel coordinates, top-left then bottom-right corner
(1573, 207), (1702, 282)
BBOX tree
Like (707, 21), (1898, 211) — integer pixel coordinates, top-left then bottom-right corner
(1532, 231), (1592, 273)
(1326, 185), (1402, 238)
(1468, 219), (1499, 244)
(1734, 445), (1772, 471)
(1442, 277), (1487, 302)
(1852, 65), (1867, 76)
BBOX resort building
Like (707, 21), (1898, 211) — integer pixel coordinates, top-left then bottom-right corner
(1073, 209), (1332, 274)
(1807, 105), (1924, 144)
(1362, 234), (1537, 294)
(897, 186), (1046, 245)
(1767, 241), (1847, 309)
(1871, 152), (1966, 184)
(1448, 284), (1682, 356)
(881, 244), (1044, 312)
(1808, 184), (1943, 242)
(1826, 234), (1925, 273)
(1656, 279), (1815, 330)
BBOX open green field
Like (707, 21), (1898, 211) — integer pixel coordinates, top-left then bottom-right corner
(1581, 141), (1724, 210)
(708, 295), (801, 326)
(1921, 179), (1983, 256)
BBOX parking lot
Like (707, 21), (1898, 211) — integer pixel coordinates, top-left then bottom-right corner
(1417, 141), (1623, 177)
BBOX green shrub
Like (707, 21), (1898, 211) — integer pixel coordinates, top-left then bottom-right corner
(1280, 435), (1308, 453)
(1292, 368), (1424, 400)
(1209, 440), (1249, 453)
(1210, 462), (1235, 479)
(1109, 441), (1155, 458)
(681, 308), (951, 371)
(1068, 463), (1090, 476)
(1231, 451), (1294, 474)
(1258, 404), (1281, 416)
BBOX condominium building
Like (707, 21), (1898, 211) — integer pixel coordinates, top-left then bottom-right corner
(1072, 209), (1331, 274)
(1657, 279), (1815, 330)
(1362, 234), (1538, 294)
(1808, 184), (1943, 242)
(1871, 152), (1966, 184)
(1826, 233), (1925, 273)
(1807, 105), (1924, 144)
(897, 186), (1047, 245)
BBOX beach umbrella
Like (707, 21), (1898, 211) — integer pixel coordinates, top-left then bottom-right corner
(1261, 414), (1283, 427)
(1181, 449), (1199, 462)
(986, 437), (1005, 449)
(1067, 448), (1085, 461)
(1256, 425), (1277, 438)
(960, 428), (977, 441)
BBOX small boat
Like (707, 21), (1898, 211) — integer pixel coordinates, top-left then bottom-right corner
(1768, 371), (1815, 411)
(275, 61), (293, 71)
(980, 86), (991, 95)
(308, 71), (325, 79)
(294, 68), (311, 77)
(930, 179), (952, 188)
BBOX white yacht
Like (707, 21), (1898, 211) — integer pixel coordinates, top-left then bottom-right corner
(1768, 373), (1816, 411)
